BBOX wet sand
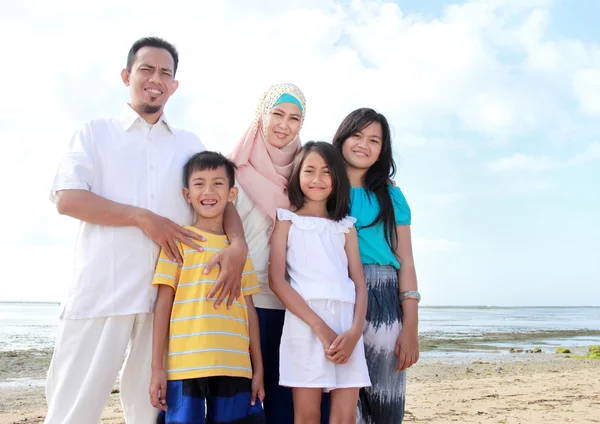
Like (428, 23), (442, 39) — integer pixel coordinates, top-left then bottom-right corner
(1, 347), (599, 423)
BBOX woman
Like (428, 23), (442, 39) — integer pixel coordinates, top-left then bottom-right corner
(332, 108), (420, 424)
(229, 83), (331, 423)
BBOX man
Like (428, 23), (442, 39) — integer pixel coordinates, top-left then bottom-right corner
(45, 37), (247, 423)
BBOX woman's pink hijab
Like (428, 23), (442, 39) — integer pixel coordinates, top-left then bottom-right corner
(229, 83), (307, 223)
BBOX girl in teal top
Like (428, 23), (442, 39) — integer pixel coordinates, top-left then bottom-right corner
(350, 185), (411, 268)
(333, 108), (420, 424)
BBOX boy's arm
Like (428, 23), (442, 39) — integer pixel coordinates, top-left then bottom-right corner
(246, 296), (265, 405)
(149, 285), (175, 411)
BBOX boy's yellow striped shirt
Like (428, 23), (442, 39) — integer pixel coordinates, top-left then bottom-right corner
(152, 226), (259, 381)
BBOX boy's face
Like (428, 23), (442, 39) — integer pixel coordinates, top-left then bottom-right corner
(183, 167), (237, 220)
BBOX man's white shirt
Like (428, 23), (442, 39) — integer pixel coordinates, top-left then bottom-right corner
(50, 105), (205, 319)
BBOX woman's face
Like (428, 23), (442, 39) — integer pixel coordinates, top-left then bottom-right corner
(265, 102), (302, 148)
(341, 121), (383, 170)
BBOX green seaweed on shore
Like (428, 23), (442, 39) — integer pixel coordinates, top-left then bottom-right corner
(570, 346), (600, 360)
(556, 347), (571, 354)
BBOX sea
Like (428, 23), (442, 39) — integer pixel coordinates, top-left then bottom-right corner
(1, 302), (599, 358)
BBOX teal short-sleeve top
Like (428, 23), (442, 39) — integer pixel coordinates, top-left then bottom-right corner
(349, 185), (411, 269)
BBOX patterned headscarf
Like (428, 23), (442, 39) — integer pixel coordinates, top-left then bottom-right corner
(229, 83), (306, 223)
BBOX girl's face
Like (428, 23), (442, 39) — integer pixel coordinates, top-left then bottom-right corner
(265, 102), (302, 149)
(341, 121), (383, 170)
(299, 152), (333, 202)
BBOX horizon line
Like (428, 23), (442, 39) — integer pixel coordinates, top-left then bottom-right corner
(0, 301), (598, 308)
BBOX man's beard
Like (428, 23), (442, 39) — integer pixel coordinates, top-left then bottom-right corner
(141, 102), (162, 115)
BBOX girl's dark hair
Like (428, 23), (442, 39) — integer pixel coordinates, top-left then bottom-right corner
(288, 141), (351, 221)
(332, 108), (398, 253)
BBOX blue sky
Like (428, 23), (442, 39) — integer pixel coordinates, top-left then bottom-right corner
(0, 0), (598, 305)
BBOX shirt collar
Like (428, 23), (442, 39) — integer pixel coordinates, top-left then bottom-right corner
(120, 104), (175, 133)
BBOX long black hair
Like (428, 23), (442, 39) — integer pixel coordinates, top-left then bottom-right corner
(332, 108), (397, 254)
(287, 141), (351, 221)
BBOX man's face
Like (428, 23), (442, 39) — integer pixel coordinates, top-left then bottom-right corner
(121, 46), (179, 115)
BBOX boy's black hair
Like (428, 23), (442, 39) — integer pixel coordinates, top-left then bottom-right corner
(287, 141), (351, 221)
(332, 108), (398, 254)
(126, 37), (179, 75)
(183, 151), (237, 188)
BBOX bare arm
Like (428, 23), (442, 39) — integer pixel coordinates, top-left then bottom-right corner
(247, 296), (263, 374)
(397, 225), (418, 331)
(326, 227), (367, 364)
(395, 224), (419, 370)
(206, 202), (249, 308)
(55, 189), (204, 265)
(268, 218), (337, 347)
(246, 296), (265, 405)
(55, 189), (144, 226)
(345, 227), (368, 335)
(149, 285), (175, 411)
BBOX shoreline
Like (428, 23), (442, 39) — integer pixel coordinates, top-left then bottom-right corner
(1, 352), (598, 424)
(2, 334), (598, 383)
(4, 327), (600, 353)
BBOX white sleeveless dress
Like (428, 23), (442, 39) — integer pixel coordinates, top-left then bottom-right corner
(276, 208), (371, 391)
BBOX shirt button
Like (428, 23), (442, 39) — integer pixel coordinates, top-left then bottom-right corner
(149, 165), (155, 170)
(150, 194), (155, 199)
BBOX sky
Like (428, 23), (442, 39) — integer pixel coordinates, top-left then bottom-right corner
(0, 0), (598, 306)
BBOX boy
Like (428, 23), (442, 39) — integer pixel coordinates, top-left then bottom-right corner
(150, 151), (265, 423)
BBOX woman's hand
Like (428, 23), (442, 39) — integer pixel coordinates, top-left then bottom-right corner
(205, 241), (247, 309)
(395, 327), (419, 371)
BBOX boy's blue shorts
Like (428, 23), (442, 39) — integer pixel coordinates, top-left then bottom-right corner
(156, 376), (265, 424)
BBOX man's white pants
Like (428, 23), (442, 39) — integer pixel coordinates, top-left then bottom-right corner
(44, 313), (159, 424)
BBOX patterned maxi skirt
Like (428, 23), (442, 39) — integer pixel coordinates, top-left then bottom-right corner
(357, 265), (406, 424)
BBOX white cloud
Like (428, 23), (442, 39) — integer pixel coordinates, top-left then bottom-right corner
(487, 142), (600, 173)
(0, 246), (74, 302)
(487, 153), (556, 172)
(565, 142), (600, 166)
(1, 0), (599, 304)
(573, 69), (600, 115)
(414, 238), (461, 254)
(424, 192), (466, 206)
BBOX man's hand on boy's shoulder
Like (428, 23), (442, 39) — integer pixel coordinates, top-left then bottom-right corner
(205, 241), (247, 309)
(136, 210), (206, 265)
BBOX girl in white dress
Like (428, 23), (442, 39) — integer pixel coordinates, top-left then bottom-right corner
(269, 141), (371, 424)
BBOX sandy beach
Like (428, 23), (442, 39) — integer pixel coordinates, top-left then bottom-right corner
(1, 348), (598, 424)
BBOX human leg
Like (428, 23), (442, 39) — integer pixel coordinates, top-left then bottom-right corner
(44, 315), (135, 424)
(329, 388), (360, 424)
(120, 313), (160, 423)
(357, 265), (406, 424)
(163, 379), (206, 424)
(256, 307), (294, 422)
(205, 376), (264, 423)
(292, 388), (322, 424)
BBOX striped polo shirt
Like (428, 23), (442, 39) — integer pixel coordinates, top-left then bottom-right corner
(152, 226), (260, 381)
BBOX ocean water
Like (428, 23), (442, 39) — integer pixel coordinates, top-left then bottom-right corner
(1, 302), (599, 356)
